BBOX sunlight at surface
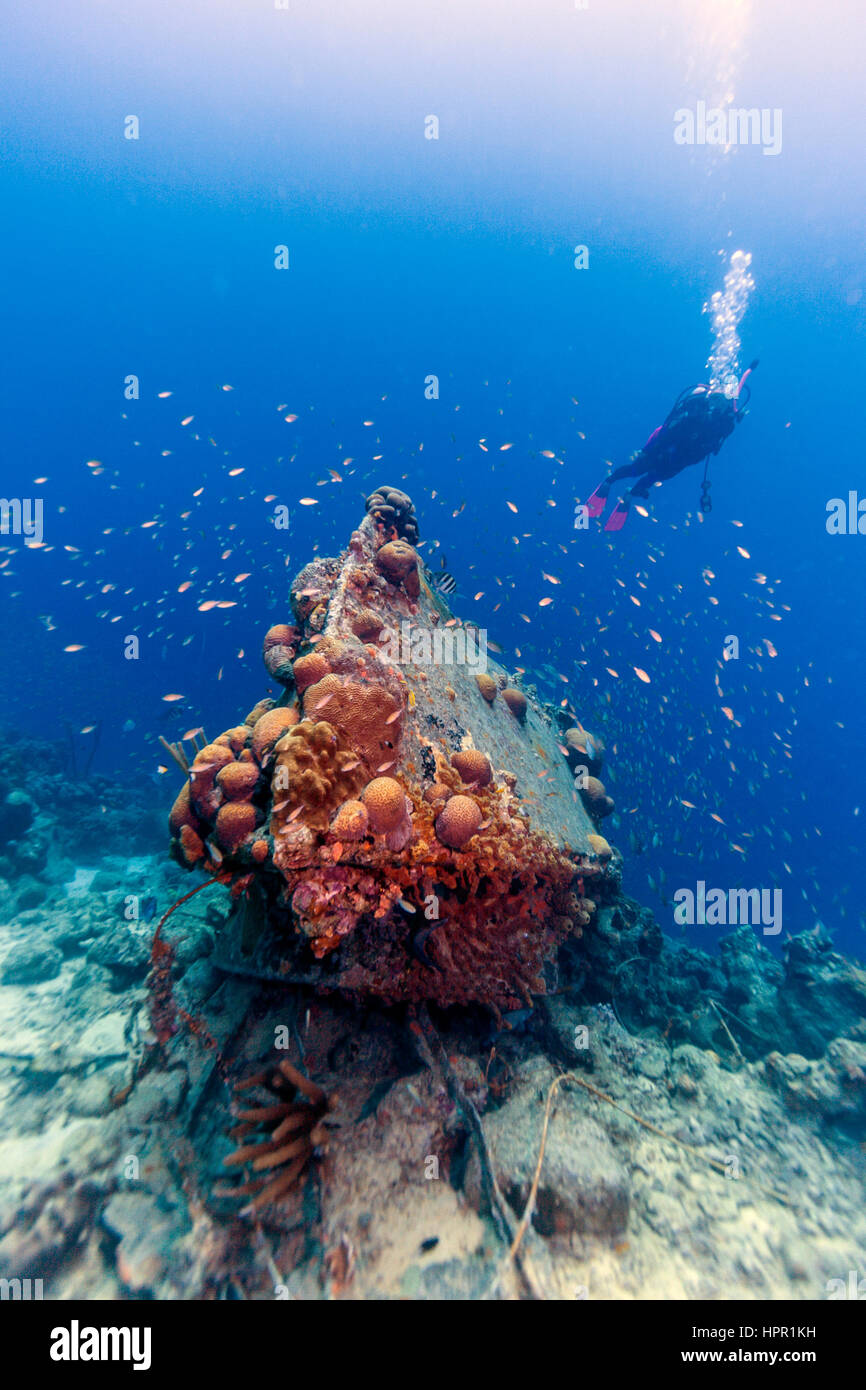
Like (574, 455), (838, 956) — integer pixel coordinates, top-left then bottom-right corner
(680, 0), (753, 115)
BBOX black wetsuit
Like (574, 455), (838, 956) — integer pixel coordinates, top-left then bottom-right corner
(607, 386), (738, 499)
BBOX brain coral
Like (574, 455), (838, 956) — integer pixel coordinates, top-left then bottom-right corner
(293, 652), (330, 694)
(263, 624), (298, 654)
(271, 719), (367, 831)
(215, 726), (252, 755)
(451, 750), (492, 786)
(350, 608), (384, 642)
(330, 800), (369, 841)
(565, 726), (604, 775)
(582, 776), (615, 819)
(502, 688), (527, 723)
(475, 673), (498, 703)
(262, 625), (299, 685)
(302, 673), (401, 774)
(375, 540), (420, 599)
(587, 833), (613, 860)
(361, 777), (406, 833)
(215, 801), (258, 851)
(189, 744), (234, 818)
(244, 697), (275, 728)
(435, 794), (483, 849)
(216, 760), (260, 802)
(251, 707), (299, 762)
(424, 782), (451, 806)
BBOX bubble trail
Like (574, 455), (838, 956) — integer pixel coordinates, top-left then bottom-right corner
(704, 249), (755, 393)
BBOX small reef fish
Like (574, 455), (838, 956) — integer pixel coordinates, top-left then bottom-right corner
(431, 555), (457, 595)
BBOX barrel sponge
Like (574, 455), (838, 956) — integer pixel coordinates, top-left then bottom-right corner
(216, 760), (261, 802)
(502, 688), (527, 723)
(293, 651), (330, 694)
(451, 750), (492, 787)
(271, 719), (367, 828)
(361, 777), (406, 833)
(475, 673), (498, 703)
(302, 673), (401, 773)
(215, 800), (258, 851)
(251, 706), (299, 762)
(435, 794), (483, 849)
(330, 799), (369, 841)
(375, 540), (420, 599)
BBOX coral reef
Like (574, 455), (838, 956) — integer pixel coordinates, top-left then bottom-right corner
(166, 491), (615, 1014)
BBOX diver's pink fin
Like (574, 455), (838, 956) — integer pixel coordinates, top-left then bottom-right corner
(604, 500), (630, 532)
(584, 486), (608, 520)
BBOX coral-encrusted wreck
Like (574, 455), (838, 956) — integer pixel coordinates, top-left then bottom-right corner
(168, 488), (618, 1015)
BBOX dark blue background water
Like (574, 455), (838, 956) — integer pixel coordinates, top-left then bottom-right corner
(2, 1), (863, 953)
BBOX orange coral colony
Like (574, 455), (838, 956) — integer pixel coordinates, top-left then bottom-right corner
(167, 487), (617, 1014)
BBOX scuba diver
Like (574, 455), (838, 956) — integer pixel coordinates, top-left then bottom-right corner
(585, 360), (758, 531)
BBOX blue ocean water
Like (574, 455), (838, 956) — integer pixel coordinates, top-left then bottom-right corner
(2, 0), (864, 959)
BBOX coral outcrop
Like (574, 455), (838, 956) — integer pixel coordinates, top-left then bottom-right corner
(167, 491), (616, 1014)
